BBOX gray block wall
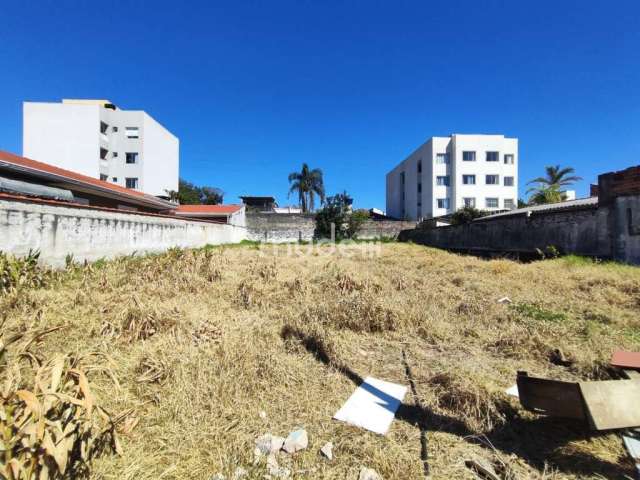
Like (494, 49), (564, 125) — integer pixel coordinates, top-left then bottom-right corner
(245, 213), (416, 242)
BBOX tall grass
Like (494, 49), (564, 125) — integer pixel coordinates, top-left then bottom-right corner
(0, 244), (638, 479)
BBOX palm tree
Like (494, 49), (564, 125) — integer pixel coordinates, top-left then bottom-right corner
(288, 163), (325, 213)
(527, 165), (582, 205)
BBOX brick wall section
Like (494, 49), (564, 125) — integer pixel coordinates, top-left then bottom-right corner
(246, 213), (416, 242)
(598, 165), (640, 205)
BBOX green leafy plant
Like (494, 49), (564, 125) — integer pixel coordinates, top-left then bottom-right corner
(314, 191), (355, 240)
(0, 251), (48, 294)
(449, 206), (490, 226)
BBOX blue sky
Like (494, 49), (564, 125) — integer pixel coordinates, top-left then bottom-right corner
(1, 1), (639, 209)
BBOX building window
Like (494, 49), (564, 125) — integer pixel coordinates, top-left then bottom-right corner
(504, 176), (514, 187)
(125, 177), (139, 189)
(504, 199), (515, 209)
(400, 172), (405, 185)
(417, 182), (422, 193)
(126, 152), (139, 164)
(436, 176), (450, 186)
(100, 121), (109, 134)
(437, 198), (450, 209)
(112, 126), (118, 133)
(462, 174), (476, 185)
(417, 160), (422, 173)
(112, 177), (118, 182)
(504, 154), (515, 165)
(99, 174), (108, 181)
(486, 151), (499, 162)
(463, 197), (476, 208)
(486, 197), (499, 208)
(486, 174), (499, 185)
(100, 148), (108, 160)
(436, 153), (449, 164)
(463, 151), (476, 162)
(417, 204), (422, 218)
(125, 127), (139, 138)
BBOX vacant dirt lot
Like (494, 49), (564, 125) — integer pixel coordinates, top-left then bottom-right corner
(2, 242), (640, 479)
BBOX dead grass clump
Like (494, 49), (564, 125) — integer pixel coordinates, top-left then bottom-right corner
(488, 331), (554, 361)
(328, 271), (382, 294)
(302, 292), (399, 333)
(427, 371), (513, 432)
(283, 278), (306, 296)
(237, 280), (258, 308)
(255, 260), (278, 281)
(191, 321), (223, 346)
(136, 356), (171, 385)
(100, 296), (181, 342)
(0, 350), (119, 479)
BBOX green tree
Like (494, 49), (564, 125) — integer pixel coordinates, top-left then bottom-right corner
(528, 185), (564, 205)
(177, 179), (224, 205)
(288, 163), (325, 213)
(526, 165), (582, 205)
(450, 206), (489, 225)
(314, 191), (354, 240)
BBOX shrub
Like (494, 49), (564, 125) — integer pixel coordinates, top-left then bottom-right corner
(450, 206), (490, 226)
(315, 191), (368, 240)
(0, 250), (48, 294)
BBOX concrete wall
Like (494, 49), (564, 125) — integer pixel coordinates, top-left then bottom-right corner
(246, 213), (316, 242)
(246, 213), (416, 242)
(0, 198), (246, 267)
(398, 195), (640, 264)
(399, 206), (611, 257)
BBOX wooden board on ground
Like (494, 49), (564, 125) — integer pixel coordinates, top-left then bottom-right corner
(516, 373), (586, 421)
(579, 380), (640, 430)
(611, 351), (640, 370)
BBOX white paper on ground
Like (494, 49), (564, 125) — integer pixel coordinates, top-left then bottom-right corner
(333, 376), (407, 435)
(505, 384), (519, 398)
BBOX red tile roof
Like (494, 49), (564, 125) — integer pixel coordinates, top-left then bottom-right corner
(0, 192), (222, 224)
(0, 150), (171, 207)
(175, 204), (243, 215)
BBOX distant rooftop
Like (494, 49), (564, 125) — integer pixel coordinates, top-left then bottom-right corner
(477, 197), (599, 221)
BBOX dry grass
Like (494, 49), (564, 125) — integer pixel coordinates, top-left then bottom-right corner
(1, 243), (640, 479)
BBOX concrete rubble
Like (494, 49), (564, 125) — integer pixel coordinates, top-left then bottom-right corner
(283, 429), (309, 454)
(359, 466), (382, 480)
(266, 453), (291, 478)
(255, 433), (286, 457)
(320, 441), (334, 460)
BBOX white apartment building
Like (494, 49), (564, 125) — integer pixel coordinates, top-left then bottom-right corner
(23, 99), (179, 197)
(386, 134), (518, 220)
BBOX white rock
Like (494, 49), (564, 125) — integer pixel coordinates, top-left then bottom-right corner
(233, 467), (247, 479)
(266, 454), (291, 478)
(210, 475), (225, 480)
(255, 434), (286, 456)
(259, 410), (267, 419)
(359, 467), (382, 480)
(283, 429), (308, 453)
(320, 442), (333, 460)
(497, 297), (512, 304)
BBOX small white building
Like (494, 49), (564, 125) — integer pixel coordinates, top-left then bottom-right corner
(23, 99), (179, 197)
(386, 134), (518, 220)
